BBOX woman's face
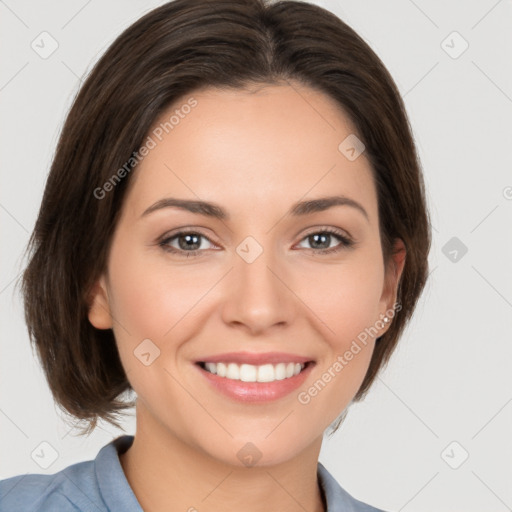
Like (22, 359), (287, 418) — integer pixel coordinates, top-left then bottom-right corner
(89, 82), (404, 467)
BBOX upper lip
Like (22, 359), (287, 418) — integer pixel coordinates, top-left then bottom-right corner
(196, 352), (314, 365)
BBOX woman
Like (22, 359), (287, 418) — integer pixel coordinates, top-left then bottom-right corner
(0, 0), (431, 510)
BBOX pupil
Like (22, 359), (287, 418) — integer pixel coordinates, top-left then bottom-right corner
(311, 233), (329, 249)
(180, 234), (200, 250)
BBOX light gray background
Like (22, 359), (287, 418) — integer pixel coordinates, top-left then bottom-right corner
(1, 1), (511, 511)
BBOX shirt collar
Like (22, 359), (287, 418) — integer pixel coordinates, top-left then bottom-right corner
(95, 435), (142, 511)
(317, 461), (370, 512)
(95, 435), (362, 512)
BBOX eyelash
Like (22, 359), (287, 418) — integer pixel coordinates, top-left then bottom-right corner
(157, 227), (355, 258)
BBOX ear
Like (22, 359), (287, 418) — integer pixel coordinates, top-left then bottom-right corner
(87, 274), (113, 329)
(379, 238), (406, 321)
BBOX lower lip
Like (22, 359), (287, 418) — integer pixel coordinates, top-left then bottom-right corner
(196, 363), (315, 403)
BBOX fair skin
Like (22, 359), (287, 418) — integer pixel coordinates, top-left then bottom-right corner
(89, 82), (405, 512)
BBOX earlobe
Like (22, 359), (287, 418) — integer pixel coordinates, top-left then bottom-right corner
(380, 238), (407, 315)
(87, 275), (113, 329)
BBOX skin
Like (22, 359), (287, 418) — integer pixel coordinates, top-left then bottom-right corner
(88, 81), (406, 512)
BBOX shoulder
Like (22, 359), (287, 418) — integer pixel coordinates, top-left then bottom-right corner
(0, 435), (139, 512)
(318, 462), (390, 512)
(0, 458), (105, 512)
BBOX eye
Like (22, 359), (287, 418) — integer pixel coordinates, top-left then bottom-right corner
(295, 227), (354, 255)
(158, 231), (216, 257)
(158, 227), (355, 258)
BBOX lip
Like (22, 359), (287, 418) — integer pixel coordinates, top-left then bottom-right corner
(196, 351), (313, 365)
(194, 353), (316, 403)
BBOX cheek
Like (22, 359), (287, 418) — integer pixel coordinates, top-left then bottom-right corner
(105, 247), (211, 408)
(105, 239), (233, 393)
(299, 249), (385, 345)
(107, 244), (210, 341)
(294, 251), (384, 408)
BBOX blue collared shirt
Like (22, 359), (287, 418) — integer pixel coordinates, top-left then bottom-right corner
(0, 435), (387, 511)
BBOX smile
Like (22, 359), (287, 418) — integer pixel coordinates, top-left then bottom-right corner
(195, 354), (315, 402)
(199, 361), (306, 383)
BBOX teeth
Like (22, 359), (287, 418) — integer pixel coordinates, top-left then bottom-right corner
(202, 361), (306, 382)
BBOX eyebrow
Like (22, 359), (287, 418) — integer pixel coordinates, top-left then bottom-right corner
(141, 195), (369, 222)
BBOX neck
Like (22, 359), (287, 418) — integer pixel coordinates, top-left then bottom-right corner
(119, 402), (326, 512)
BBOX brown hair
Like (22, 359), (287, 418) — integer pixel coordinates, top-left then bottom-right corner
(20, 0), (431, 433)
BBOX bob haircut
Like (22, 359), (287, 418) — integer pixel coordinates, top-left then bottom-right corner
(21, 0), (431, 433)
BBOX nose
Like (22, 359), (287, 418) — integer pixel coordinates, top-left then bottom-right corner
(221, 239), (296, 335)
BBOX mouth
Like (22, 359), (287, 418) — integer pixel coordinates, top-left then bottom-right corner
(194, 353), (315, 402)
(197, 361), (311, 383)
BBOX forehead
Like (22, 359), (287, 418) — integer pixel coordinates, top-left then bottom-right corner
(123, 83), (378, 223)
